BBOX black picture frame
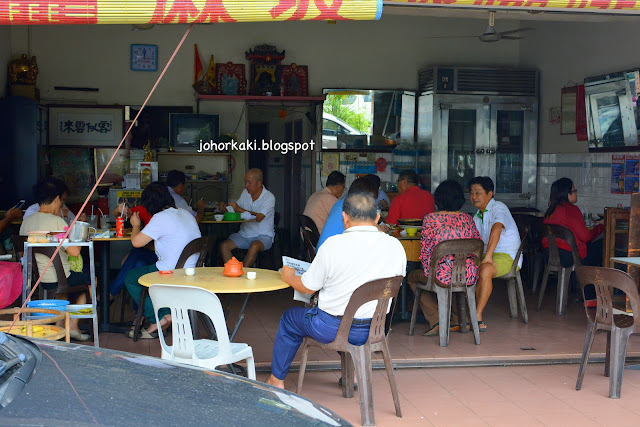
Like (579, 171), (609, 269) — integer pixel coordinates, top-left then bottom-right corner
(169, 113), (221, 152)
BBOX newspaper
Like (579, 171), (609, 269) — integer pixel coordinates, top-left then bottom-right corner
(282, 256), (312, 303)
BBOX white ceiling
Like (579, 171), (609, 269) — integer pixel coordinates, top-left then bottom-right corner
(383, 4), (640, 22)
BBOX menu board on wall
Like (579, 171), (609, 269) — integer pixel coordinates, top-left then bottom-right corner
(611, 154), (640, 194)
(625, 154), (640, 193)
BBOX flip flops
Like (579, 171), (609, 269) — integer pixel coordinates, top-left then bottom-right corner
(423, 323), (461, 337)
(70, 330), (90, 342)
(127, 327), (159, 339)
(477, 321), (487, 332)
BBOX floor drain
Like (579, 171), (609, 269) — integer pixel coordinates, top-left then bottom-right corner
(520, 347), (536, 351)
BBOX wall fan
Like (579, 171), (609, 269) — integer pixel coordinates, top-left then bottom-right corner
(424, 11), (533, 43)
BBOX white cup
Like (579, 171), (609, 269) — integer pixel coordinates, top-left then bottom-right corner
(247, 271), (256, 280)
(185, 268), (195, 276)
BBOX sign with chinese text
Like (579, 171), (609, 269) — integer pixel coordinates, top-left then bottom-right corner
(49, 106), (124, 146)
(0, 0), (382, 25)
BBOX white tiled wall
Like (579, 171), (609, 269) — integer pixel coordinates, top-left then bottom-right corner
(536, 152), (631, 215)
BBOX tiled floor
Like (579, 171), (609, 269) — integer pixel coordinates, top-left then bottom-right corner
(94, 282), (640, 425)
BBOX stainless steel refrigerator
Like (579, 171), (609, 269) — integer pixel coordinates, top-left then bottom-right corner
(417, 66), (539, 209)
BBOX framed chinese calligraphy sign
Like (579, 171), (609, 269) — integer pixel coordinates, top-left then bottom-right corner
(280, 64), (308, 96)
(216, 62), (247, 95)
(49, 106), (124, 146)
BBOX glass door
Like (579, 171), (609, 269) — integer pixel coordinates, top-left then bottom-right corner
(438, 104), (489, 191)
(493, 109), (524, 194)
(488, 103), (537, 202)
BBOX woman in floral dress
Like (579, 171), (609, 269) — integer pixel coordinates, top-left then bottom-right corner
(407, 180), (482, 336)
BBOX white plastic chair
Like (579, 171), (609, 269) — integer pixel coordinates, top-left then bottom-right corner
(148, 284), (256, 380)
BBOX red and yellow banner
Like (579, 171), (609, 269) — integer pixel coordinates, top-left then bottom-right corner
(0, 0), (382, 25)
(385, 0), (640, 12)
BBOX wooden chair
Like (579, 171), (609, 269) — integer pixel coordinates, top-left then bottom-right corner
(495, 227), (529, 324)
(296, 276), (404, 426)
(537, 224), (582, 316)
(297, 214), (319, 262)
(132, 236), (214, 342)
(408, 238), (484, 346)
(575, 266), (640, 398)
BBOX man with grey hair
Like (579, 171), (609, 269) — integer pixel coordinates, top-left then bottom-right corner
(220, 168), (275, 267)
(266, 192), (406, 389)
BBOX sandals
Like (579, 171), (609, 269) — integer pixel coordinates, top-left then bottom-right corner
(423, 323), (461, 337)
(127, 327), (159, 339)
(70, 330), (90, 342)
(477, 321), (487, 332)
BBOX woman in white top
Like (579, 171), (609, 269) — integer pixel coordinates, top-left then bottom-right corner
(19, 177), (91, 341)
(124, 182), (202, 338)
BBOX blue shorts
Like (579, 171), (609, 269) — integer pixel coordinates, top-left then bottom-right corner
(229, 233), (273, 251)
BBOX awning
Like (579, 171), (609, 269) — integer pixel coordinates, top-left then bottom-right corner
(384, 0), (640, 14)
(0, 0), (383, 25)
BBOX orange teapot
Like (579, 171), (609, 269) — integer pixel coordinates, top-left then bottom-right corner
(222, 257), (244, 277)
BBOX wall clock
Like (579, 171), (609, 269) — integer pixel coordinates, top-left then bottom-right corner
(131, 44), (158, 72)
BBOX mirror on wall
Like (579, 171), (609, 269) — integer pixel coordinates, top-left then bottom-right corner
(586, 69), (640, 151)
(321, 89), (415, 150)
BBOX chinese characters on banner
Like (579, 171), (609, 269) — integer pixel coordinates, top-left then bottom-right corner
(55, 113), (114, 142)
(49, 107), (123, 146)
(60, 119), (113, 135)
(612, 154), (640, 194)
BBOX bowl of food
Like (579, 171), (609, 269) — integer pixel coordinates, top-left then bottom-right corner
(224, 212), (241, 221)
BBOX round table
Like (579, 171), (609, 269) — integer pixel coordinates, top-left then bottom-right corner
(138, 267), (289, 345)
(138, 267), (288, 293)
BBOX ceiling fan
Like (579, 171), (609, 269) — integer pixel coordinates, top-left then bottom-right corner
(422, 11), (533, 43)
(479, 11), (533, 42)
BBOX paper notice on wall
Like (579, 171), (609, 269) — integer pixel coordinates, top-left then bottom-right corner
(322, 153), (340, 177)
(611, 154), (640, 194)
(624, 154), (640, 194)
(612, 155), (625, 194)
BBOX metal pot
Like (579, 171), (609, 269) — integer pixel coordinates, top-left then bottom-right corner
(68, 221), (96, 242)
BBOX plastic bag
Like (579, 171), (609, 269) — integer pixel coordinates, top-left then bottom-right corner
(0, 262), (22, 309)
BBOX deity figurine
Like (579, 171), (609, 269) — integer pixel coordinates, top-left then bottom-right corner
(8, 54), (39, 85)
(143, 140), (155, 161)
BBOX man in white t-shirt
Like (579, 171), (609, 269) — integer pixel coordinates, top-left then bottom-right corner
(124, 182), (202, 339)
(470, 176), (522, 331)
(219, 169), (275, 268)
(266, 193), (406, 390)
(166, 170), (205, 223)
